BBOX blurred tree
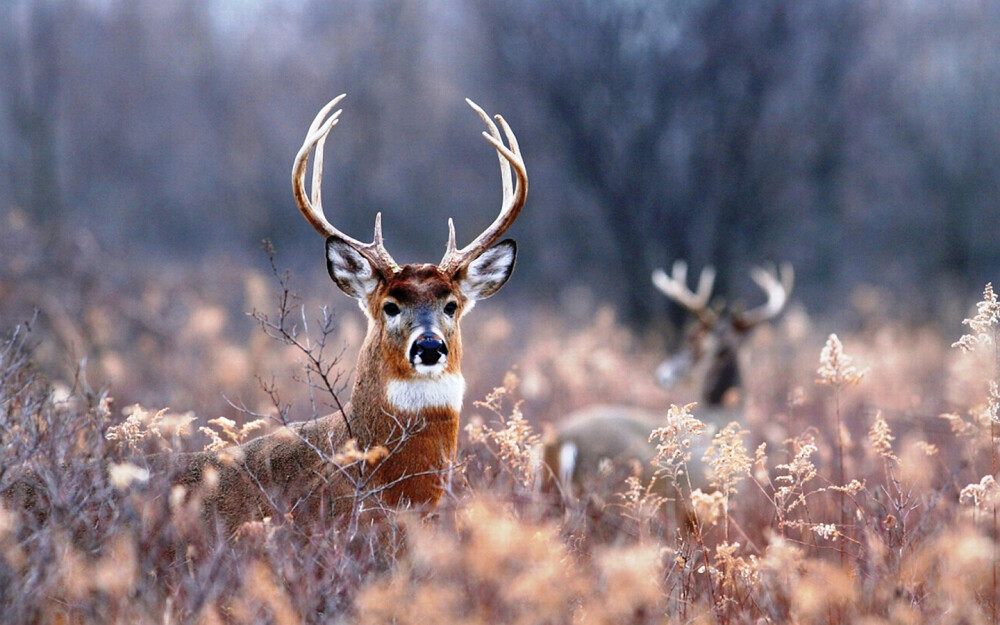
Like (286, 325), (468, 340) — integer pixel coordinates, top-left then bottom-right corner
(839, 2), (1000, 314)
(471, 0), (868, 323)
(0, 0), (998, 327)
(0, 0), (64, 224)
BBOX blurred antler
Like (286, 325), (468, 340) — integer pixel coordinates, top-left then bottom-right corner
(733, 262), (794, 330)
(651, 260), (718, 326)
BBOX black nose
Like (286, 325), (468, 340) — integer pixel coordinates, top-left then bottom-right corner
(410, 333), (448, 366)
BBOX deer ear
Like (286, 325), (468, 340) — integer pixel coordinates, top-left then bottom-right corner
(459, 239), (516, 305)
(326, 237), (380, 300)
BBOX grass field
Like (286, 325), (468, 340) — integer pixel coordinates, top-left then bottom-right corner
(1, 211), (997, 624)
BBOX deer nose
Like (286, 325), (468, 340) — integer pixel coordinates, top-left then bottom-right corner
(410, 332), (448, 366)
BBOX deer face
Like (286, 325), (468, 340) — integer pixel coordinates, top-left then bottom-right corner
(652, 260), (793, 407)
(326, 238), (516, 379)
(656, 317), (745, 405)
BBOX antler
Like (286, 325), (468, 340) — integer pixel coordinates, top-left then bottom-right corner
(733, 262), (794, 330)
(292, 94), (400, 277)
(438, 99), (528, 275)
(651, 260), (718, 326)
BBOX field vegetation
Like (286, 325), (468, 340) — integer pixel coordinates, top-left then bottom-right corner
(1, 210), (998, 624)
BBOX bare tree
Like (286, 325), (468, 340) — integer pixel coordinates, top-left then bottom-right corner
(0, 0), (64, 223)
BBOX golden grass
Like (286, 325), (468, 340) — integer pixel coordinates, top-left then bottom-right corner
(1, 220), (999, 623)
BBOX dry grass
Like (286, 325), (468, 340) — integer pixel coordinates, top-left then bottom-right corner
(2, 212), (999, 623)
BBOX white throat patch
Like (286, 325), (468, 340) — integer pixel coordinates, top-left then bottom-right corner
(386, 373), (466, 414)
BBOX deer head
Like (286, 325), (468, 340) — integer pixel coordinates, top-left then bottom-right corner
(294, 95), (525, 390)
(651, 260), (793, 406)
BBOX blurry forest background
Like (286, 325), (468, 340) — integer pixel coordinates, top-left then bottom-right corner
(8, 3), (1000, 621)
(2, 0), (999, 348)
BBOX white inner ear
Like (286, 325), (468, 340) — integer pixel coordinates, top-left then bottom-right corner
(327, 240), (380, 302)
(459, 243), (516, 306)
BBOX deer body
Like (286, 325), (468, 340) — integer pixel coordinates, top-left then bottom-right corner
(168, 96), (527, 535)
(542, 405), (664, 489)
(542, 262), (792, 514)
(174, 379), (463, 533)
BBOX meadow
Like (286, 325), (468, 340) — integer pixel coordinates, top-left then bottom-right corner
(1, 207), (997, 624)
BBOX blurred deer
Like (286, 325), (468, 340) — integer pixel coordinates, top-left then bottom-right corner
(541, 260), (792, 518)
(164, 95), (527, 535)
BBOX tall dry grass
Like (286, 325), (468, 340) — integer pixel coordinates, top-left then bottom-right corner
(2, 209), (999, 623)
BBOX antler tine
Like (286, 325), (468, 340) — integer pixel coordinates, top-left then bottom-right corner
(292, 94), (399, 276)
(735, 262), (794, 329)
(694, 262), (717, 306)
(651, 260), (718, 325)
(439, 99), (528, 274)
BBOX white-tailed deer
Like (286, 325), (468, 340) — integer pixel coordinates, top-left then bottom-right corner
(541, 261), (792, 516)
(167, 95), (527, 535)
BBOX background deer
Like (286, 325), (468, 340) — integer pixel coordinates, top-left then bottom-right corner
(540, 260), (792, 520)
(165, 95), (527, 536)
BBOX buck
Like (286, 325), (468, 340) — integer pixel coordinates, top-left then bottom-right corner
(165, 95), (527, 535)
(541, 260), (792, 514)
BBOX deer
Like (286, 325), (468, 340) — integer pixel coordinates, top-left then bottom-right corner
(540, 260), (792, 525)
(148, 95), (528, 536)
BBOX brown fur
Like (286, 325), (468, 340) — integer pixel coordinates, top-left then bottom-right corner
(166, 405), (459, 536)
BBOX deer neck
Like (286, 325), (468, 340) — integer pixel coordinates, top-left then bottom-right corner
(348, 327), (465, 447)
(338, 326), (465, 508)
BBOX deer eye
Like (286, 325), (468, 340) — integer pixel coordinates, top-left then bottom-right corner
(443, 301), (458, 317)
(383, 302), (401, 317)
